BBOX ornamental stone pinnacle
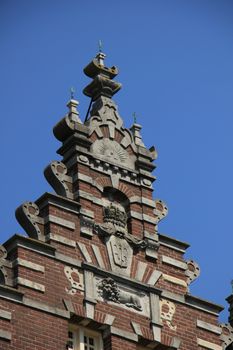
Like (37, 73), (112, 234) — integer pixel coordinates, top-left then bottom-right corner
(83, 51), (122, 100)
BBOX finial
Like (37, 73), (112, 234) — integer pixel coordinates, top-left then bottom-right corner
(133, 112), (137, 124)
(98, 39), (103, 53)
(70, 87), (75, 99)
(231, 280), (233, 293)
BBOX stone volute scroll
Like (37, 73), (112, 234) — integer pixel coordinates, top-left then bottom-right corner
(15, 201), (44, 240)
(0, 245), (8, 285)
(44, 161), (73, 199)
(154, 199), (168, 232)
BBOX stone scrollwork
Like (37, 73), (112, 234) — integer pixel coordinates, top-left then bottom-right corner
(98, 277), (142, 311)
(15, 201), (43, 240)
(64, 266), (84, 295)
(0, 245), (7, 261)
(0, 245), (8, 285)
(44, 161), (73, 199)
(185, 260), (200, 285)
(154, 199), (168, 232)
(220, 323), (233, 348)
(160, 299), (177, 331)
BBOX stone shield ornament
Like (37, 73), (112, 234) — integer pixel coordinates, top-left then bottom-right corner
(106, 235), (133, 276)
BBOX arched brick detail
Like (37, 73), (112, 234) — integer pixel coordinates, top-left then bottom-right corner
(118, 182), (135, 199)
(93, 176), (112, 193)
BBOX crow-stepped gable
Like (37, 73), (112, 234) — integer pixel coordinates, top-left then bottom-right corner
(0, 50), (233, 350)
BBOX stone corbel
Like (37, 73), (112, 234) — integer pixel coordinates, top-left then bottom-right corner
(15, 201), (44, 240)
(150, 293), (162, 343)
(144, 231), (159, 260)
(44, 161), (73, 199)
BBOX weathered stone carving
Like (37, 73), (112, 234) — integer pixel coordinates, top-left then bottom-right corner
(44, 161), (73, 199)
(94, 204), (147, 250)
(89, 97), (124, 130)
(160, 299), (177, 330)
(154, 199), (168, 232)
(95, 221), (147, 249)
(15, 201), (43, 240)
(220, 323), (233, 348)
(104, 204), (127, 227)
(0, 245), (8, 285)
(64, 266), (84, 295)
(185, 260), (200, 285)
(110, 236), (129, 268)
(98, 277), (142, 311)
(0, 245), (7, 261)
(91, 138), (135, 169)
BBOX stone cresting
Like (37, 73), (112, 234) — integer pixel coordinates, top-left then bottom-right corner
(0, 50), (230, 350)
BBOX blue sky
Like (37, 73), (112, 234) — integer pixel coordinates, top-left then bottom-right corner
(0, 0), (233, 321)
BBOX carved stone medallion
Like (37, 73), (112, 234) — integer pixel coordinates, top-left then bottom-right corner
(91, 138), (135, 169)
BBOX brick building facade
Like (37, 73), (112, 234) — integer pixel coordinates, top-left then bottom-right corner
(0, 51), (233, 349)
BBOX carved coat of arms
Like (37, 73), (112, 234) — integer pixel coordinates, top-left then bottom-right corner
(110, 236), (129, 268)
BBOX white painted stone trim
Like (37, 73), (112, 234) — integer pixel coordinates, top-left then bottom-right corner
(77, 243), (92, 263)
(104, 314), (115, 326)
(130, 211), (143, 220)
(131, 321), (142, 336)
(92, 245), (105, 269)
(73, 173), (93, 184)
(15, 277), (45, 292)
(75, 190), (103, 206)
(80, 208), (94, 219)
(147, 270), (162, 285)
(196, 320), (221, 335)
(110, 326), (138, 342)
(14, 258), (45, 272)
(0, 329), (11, 341)
(0, 309), (11, 321)
(129, 196), (155, 208)
(23, 297), (69, 318)
(135, 261), (147, 282)
(131, 211), (157, 224)
(162, 255), (187, 270)
(45, 215), (75, 230)
(142, 214), (157, 224)
(197, 338), (222, 350)
(46, 233), (76, 247)
(162, 274), (187, 287)
(152, 324), (161, 342)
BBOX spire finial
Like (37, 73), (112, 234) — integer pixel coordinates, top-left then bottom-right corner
(231, 280), (233, 293)
(70, 87), (75, 99)
(98, 39), (103, 53)
(96, 40), (105, 66)
(133, 112), (137, 124)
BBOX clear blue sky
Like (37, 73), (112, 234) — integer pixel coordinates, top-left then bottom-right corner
(1, 0), (233, 321)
